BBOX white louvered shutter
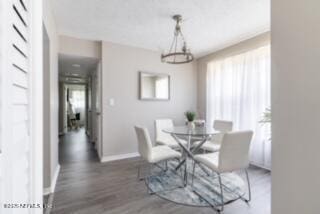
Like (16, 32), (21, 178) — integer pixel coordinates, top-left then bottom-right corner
(0, 0), (4, 211)
(1, 0), (32, 213)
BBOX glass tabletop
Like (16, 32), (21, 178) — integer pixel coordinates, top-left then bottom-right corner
(163, 126), (219, 136)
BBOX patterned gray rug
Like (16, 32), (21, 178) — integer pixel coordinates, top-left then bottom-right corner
(146, 160), (246, 207)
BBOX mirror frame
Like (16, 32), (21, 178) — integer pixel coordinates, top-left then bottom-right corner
(139, 71), (171, 101)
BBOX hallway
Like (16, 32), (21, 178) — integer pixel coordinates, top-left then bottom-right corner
(59, 128), (97, 164)
(50, 129), (271, 214)
(51, 128), (147, 214)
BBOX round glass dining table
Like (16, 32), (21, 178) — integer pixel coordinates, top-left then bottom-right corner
(163, 125), (220, 186)
(146, 125), (246, 209)
(163, 125), (219, 136)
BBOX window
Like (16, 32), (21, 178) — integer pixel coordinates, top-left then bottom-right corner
(70, 89), (85, 110)
(207, 45), (271, 168)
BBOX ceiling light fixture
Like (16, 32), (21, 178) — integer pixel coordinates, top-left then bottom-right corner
(72, 64), (81, 67)
(161, 15), (194, 64)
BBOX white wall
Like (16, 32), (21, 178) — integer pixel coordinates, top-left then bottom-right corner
(196, 32), (270, 119)
(59, 35), (101, 58)
(43, 0), (60, 193)
(271, 0), (320, 213)
(101, 42), (197, 158)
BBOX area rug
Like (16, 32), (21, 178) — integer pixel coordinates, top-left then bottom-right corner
(146, 160), (246, 207)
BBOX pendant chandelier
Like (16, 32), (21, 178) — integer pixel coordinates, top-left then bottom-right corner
(161, 15), (194, 64)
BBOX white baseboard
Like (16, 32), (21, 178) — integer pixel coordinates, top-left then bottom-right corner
(250, 162), (271, 171)
(43, 164), (61, 195)
(51, 164), (61, 192)
(100, 152), (140, 163)
(43, 187), (51, 196)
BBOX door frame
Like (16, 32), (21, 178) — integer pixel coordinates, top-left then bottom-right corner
(88, 61), (103, 159)
(29, 0), (43, 209)
(29, 0), (44, 210)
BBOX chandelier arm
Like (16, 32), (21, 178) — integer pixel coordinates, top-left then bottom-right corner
(179, 30), (187, 44)
(173, 35), (178, 63)
(168, 34), (176, 54)
(175, 19), (187, 45)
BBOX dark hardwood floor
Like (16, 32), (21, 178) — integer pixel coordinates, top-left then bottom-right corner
(51, 128), (270, 214)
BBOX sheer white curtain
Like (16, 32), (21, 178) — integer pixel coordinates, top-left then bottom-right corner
(206, 45), (271, 169)
(70, 89), (86, 125)
(70, 90), (85, 110)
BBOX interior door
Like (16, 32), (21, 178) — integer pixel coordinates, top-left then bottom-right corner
(95, 61), (102, 158)
(3, 0), (32, 206)
(64, 85), (68, 133)
(87, 77), (92, 137)
(0, 0), (4, 210)
(0, 0), (36, 212)
(91, 75), (96, 143)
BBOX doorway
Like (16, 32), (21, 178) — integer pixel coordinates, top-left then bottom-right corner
(58, 54), (102, 161)
(65, 84), (86, 130)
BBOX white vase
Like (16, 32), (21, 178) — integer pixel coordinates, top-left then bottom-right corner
(187, 121), (195, 129)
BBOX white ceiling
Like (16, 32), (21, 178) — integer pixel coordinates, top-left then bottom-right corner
(51, 0), (270, 57)
(59, 54), (99, 83)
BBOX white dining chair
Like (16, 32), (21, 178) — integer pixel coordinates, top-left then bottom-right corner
(134, 126), (181, 182)
(155, 119), (187, 150)
(196, 120), (233, 152)
(193, 130), (253, 212)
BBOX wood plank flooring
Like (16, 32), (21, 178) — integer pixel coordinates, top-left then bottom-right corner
(51, 128), (270, 214)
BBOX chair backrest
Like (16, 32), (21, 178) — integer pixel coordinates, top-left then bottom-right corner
(155, 119), (174, 141)
(212, 120), (233, 143)
(134, 126), (153, 162)
(218, 131), (253, 172)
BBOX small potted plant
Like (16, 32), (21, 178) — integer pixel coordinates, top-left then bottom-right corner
(185, 111), (196, 129)
(259, 107), (271, 140)
(259, 107), (271, 124)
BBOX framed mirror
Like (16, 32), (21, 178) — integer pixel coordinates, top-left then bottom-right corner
(139, 72), (170, 100)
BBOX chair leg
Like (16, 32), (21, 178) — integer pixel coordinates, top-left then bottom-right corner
(137, 164), (142, 181)
(146, 163), (154, 195)
(218, 173), (224, 212)
(137, 160), (144, 181)
(245, 169), (251, 202)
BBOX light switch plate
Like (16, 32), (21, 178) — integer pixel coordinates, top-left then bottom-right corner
(109, 98), (115, 106)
